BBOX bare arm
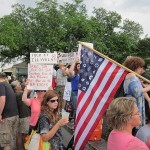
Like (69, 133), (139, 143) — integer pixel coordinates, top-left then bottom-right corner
(58, 62), (68, 76)
(68, 62), (75, 78)
(142, 84), (150, 93)
(41, 118), (68, 141)
(22, 87), (31, 106)
(0, 96), (5, 114)
(61, 67), (68, 76)
(68, 57), (80, 78)
(0, 96), (5, 123)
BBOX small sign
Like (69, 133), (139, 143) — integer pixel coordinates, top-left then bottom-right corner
(28, 64), (53, 90)
(30, 53), (57, 64)
(63, 82), (72, 101)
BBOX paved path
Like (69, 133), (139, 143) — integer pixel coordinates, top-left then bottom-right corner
(61, 122), (107, 150)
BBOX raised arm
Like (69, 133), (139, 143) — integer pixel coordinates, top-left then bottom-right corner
(0, 96), (5, 123)
(68, 61), (75, 78)
(58, 62), (68, 76)
(22, 85), (31, 106)
(142, 84), (150, 93)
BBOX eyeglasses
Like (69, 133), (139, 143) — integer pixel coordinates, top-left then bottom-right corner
(48, 99), (58, 103)
(35, 90), (46, 92)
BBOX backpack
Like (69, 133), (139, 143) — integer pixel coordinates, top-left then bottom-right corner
(114, 79), (126, 98)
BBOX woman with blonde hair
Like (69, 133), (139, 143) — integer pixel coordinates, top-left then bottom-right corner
(107, 97), (150, 150)
(37, 90), (68, 150)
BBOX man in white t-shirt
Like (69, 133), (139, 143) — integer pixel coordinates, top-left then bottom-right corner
(56, 61), (67, 109)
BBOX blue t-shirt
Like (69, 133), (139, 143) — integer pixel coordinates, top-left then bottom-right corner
(71, 74), (79, 91)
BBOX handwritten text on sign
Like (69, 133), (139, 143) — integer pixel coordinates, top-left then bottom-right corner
(30, 53), (57, 64)
(57, 51), (78, 64)
(63, 82), (71, 101)
(28, 64), (53, 90)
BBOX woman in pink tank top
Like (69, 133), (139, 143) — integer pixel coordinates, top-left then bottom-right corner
(106, 97), (150, 150)
(22, 87), (46, 134)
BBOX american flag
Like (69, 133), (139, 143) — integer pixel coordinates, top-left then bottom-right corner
(74, 46), (127, 150)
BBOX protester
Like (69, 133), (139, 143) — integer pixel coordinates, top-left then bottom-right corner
(136, 108), (150, 143)
(123, 56), (150, 129)
(63, 64), (73, 117)
(22, 82), (46, 134)
(141, 64), (150, 120)
(56, 61), (68, 109)
(68, 59), (80, 119)
(107, 97), (150, 150)
(0, 72), (19, 150)
(37, 90), (69, 149)
(141, 64), (150, 81)
(11, 80), (30, 150)
(52, 65), (57, 90)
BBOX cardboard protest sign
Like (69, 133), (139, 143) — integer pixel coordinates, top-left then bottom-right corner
(27, 64), (53, 90)
(68, 52), (78, 63)
(57, 51), (79, 64)
(30, 53), (57, 64)
(57, 52), (68, 64)
(63, 81), (71, 101)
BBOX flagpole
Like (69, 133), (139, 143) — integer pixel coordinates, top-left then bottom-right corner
(79, 41), (150, 84)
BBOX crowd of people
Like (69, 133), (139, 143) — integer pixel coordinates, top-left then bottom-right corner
(107, 56), (150, 150)
(0, 58), (79, 150)
(0, 56), (150, 150)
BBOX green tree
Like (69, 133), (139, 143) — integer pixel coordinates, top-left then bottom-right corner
(91, 8), (142, 62)
(121, 19), (143, 43)
(137, 38), (150, 58)
(0, 0), (146, 64)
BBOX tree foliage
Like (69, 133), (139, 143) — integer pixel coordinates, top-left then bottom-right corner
(0, 0), (146, 65)
(136, 38), (150, 58)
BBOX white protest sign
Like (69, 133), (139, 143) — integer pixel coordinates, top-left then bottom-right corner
(68, 52), (78, 63)
(57, 51), (79, 64)
(63, 81), (72, 101)
(30, 53), (57, 64)
(57, 52), (68, 64)
(27, 64), (53, 90)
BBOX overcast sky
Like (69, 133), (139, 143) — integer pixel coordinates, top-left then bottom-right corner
(0, 0), (150, 37)
(0, 0), (150, 70)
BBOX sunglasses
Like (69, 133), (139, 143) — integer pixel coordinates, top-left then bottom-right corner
(48, 99), (58, 103)
(35, 90), (46, 92)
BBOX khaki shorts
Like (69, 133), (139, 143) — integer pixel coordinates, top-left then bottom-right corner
(18, 117), (30, 134)
(0, 115), (19, 149)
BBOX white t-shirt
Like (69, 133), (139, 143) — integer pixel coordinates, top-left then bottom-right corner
(56, 69), (67, 86)
(53, 69), (56, 77)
